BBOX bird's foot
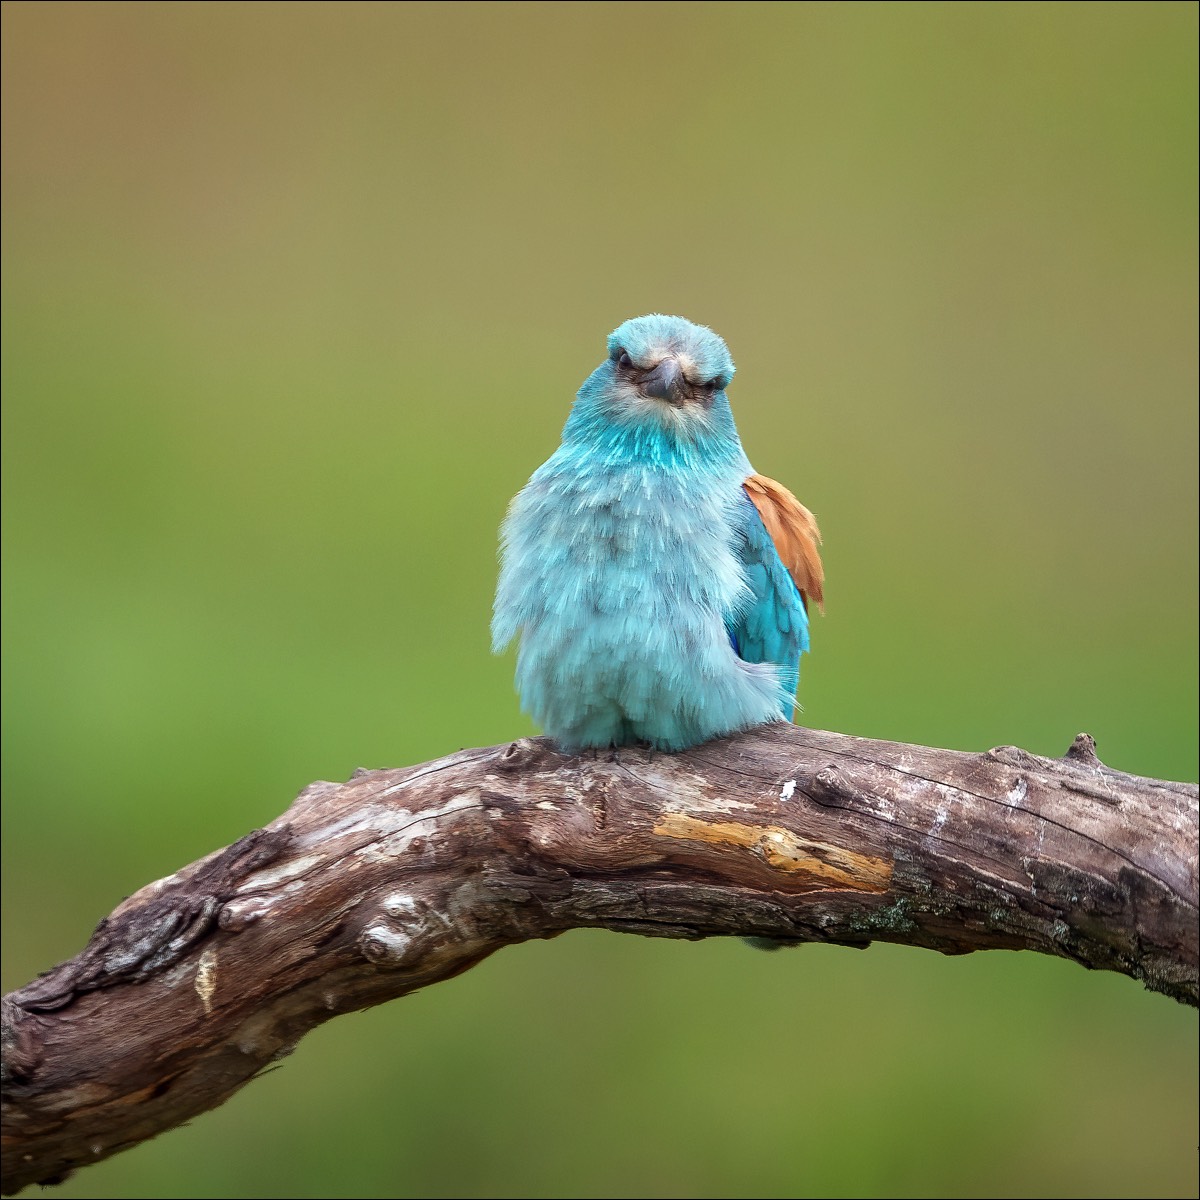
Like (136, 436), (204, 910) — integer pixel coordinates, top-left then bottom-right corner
(605, 738), (657, 763)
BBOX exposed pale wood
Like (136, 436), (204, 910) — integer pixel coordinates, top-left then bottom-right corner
(2, 725), (1196, 1195)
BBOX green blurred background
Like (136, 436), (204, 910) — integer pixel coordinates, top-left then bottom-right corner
(2, 3), (1196, 1197)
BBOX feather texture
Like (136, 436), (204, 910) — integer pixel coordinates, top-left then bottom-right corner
(743, 473), (825, 612)
(493, 315), (822, 751)
(726, 488), (811, 722)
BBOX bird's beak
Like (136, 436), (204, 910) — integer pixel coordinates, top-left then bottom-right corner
(641, 356), (687, 405)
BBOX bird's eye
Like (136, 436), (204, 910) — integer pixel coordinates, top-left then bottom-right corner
(703, 379), (718, 393)
(617, 350), (633, 370)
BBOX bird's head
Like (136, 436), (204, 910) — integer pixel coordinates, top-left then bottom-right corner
(567, 314), (738, 451)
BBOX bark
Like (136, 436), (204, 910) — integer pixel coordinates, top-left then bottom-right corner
(1, 725), (1196, 1195)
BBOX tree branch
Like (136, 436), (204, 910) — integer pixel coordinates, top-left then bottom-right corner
(2, 724), (1196, 1195)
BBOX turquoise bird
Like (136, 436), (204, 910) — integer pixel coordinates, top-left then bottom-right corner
(492, 314), (823, 752)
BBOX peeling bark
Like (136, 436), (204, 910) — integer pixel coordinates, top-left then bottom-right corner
(2, 725), (1196, 1195)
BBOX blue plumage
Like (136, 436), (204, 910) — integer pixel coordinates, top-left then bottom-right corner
(729, 489), (810, 721)
(492, 314), (819, 751)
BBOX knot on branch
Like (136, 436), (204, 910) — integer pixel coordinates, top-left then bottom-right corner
(1064, 732), (1102, 764)
(493, 737), (560, 772)
(807, 764), (881, 811)
(357, 893), (441, 968)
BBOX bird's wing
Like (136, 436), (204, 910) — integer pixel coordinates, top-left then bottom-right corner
(742, 473), (824, 613)
(728, 475), (823, 718)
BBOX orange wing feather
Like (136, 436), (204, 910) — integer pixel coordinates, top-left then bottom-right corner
(743, 473), (825, 613)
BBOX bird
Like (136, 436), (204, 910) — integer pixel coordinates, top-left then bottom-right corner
(492, 314), (823, 752)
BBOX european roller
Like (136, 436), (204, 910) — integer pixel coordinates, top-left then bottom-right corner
(492, 314), (823, 752)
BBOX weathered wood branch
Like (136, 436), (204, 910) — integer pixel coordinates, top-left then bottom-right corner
(2, 724), (1196, 1194)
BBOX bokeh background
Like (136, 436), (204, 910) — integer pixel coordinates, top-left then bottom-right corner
(3, 3), (1196, 1197)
